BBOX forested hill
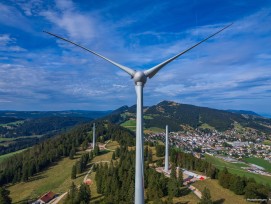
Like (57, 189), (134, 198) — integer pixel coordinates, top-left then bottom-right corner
(105, 100), (271, 133)
(0, 110), (112, 155)
(0, 116), (93, 155)
(0, 121), (135, 186)
(0, 110), (111, 119)
(226, 109), (260, 116)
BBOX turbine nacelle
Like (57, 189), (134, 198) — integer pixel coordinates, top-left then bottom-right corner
(133, 71), (147, 85)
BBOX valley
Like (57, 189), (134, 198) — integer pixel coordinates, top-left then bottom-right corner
(1, 101), (271, 203)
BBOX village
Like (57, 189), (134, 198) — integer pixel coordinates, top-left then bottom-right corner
(148, 127), (271, 177)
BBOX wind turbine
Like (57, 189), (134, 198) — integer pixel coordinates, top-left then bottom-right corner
(93, 123), (95, 149)
(44, 23), (232, 204)
(164, 125), (169, 173)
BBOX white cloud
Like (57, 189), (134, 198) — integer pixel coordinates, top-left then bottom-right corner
(0, 3), (33, 32)
(0, 34), (26, 52)
(41, 0), (96, 41)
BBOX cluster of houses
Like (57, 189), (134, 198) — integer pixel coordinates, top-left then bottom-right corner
(148, 127), (271, 160)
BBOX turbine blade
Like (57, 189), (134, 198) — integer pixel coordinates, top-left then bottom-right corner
(43, 31), (136, 77)
(144, 23), (233, 78)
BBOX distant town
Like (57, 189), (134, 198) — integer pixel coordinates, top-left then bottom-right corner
(148, 127), (271, 177)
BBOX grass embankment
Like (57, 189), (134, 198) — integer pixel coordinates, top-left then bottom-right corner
(193, 179), (250, 204)
(0, 135), (43, 142)
(199, 123), (215, 130)
(0, 120), (24, 127)
(105, 140), (119, 151)
(146, 188), (199, 204)
(205, 154), (271, 185)
(243, 157), (271, 173)
(144, 127), (164, 134)
(172, 188), (199, 204)
(0, 149), (27, 164)
(121, 119), (136, 131)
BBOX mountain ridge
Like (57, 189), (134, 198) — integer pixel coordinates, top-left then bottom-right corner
(105, 100), (271, 133)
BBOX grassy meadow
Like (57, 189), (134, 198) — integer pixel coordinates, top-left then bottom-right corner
(205, 154), (271, 185)
(193, 179), (250, 204)
(0, 149), (27, 164)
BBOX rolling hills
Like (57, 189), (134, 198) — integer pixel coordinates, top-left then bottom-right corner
(0, 110), (112, 155)
(106, 100), (271, 133)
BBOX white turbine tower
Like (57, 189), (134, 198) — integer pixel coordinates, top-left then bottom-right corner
(44, 23), (231, 204)
(93, 123), (96, 149)
(164, 125), (169, 173)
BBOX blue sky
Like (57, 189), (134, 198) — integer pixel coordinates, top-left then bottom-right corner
(0, 0), (271, 116)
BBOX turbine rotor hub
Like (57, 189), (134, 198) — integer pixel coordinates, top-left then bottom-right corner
(133, 71), (147, 84)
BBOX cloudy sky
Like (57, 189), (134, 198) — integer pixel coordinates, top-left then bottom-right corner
(0, 0), (271, 116)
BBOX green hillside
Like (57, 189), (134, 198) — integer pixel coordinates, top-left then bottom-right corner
(105, 100), (271, 133)
(205, 154), (271, 185)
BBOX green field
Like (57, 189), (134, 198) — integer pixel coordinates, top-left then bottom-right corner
(120, 119), (136, 131)
(0, 135), (43, 142)
(105, 140), (120, 151)
(243, 157), (271, 172)
(193, 179), (250, 204)
(205, 154), (271, 185)
(145, 127), (164, 133)
(121, 119), (136, 126)
(143, 115), (153, 119)
(263, 140), (271, 146)
(0, 120), (24, 127)
(199, 123), (215, 130)
(0, 149), (27, 163)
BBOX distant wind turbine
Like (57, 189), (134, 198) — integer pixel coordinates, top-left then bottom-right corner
(93, 123), (95, 149)
(164, 125), (169, 173)
(44, 23), (232, 204)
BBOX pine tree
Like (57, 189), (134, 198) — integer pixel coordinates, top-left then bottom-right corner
(148, 149), (153, 163)
(0, 187), (12, 204)
(90, 150), (94, 159)
(82, 139), (88, 150)
(65, 182), (78, 203)
(69, 147), (75, 159)
(245, 182), (260, 199)
(230, 176), (245, 195)
(71, 165), (77, 179)
(168, 179), (179, 198)
(170, 163), (176, 179)
(78, 183), (91, 203)
(198, 187), (212, 204)
(177, 167), (183, 187)
(75, 161), (81, 174)
(94, 145), (100, 156)
(112, 152), (116, 160)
